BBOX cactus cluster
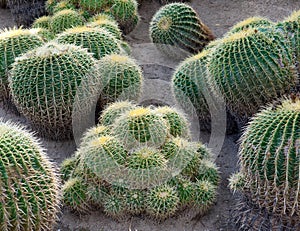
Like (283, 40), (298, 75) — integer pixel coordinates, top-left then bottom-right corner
(43, 0), (140, 35)
(149, 3), (215, 57)
(61, 101), (219, 220)
(0, 120), (60, 231)
(0, 28), (44, 103)
(229, 96), (300, 227)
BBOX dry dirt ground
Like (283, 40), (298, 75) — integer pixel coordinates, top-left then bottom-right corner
(0, 0), (300, 230)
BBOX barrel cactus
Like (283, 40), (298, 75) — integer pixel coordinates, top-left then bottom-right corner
(97, 54), (143, 106)
(208, 27), (298, 116)
(87, 14), (122, 40)
(0, 120), (60, 231)
(78, 0), (110, 13)
(50, 9), (85, 34)
(109, 0), (140, 35)
(227, 16), (274, 35)
(56, 26), (121, 59)
(61, 101), (219, 220)
(229, 96), (300, 227)
(8, 42), (101, 140)
(32, 15), (52, 29)
(0, 28), (44, 103)
(53, 0), (76, 13)
(150, 3), (215, 57)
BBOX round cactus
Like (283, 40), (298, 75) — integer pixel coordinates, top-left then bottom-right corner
(172, 50), (214, 123)
(63, 177), (90, 213)
(208, 27), (298, 116)
(0, 121), (60, 230)
(150, 3), (215, 57)
(32, 15), (52, 29)
(191, 180), (216, 213)
(80, 124), (111, 146)
(194, 159), (220, 186)
(0, 28), (44, 102)
(153, 106), (189, 138)
(122, 189), (145, 215)
(9, 42), (100, 140)
(50, 9), (85, 34)
(229, 96), (300, 224)
(103, 193), (126, 219)
(227, 16), (274, 35)
(99, 101), (137, 126)
(97, 54), (143, 105)
(146, 184), (180, 220)
(112, 107), (169, 149)
(109, 0), (140, 35)
(87, 15), (122, 40)
(52, 0), (76, 13)
(56, 26), (121, 59)
(79, 0), (111, 13)
(61, 156), (79, 182)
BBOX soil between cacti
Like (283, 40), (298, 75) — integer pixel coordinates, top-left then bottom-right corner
(1, 0), (299, 230)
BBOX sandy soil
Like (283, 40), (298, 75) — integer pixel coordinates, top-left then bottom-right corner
(0, 0), (299, 230)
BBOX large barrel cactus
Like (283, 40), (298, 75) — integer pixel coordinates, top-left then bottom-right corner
(56, 26), (121, 60)
(150, 3), (215, 57)
(8, 42), (100, 140)
(208, 27), (298, 116)
(0, 28), (44, 103)
(61, 102), (219, 220)
(0, 120), (60, 231)
(229, 96), (300, 227)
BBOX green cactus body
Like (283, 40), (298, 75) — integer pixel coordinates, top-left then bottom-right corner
(50, 9), (85, 34)
(127, 147), (167, 169)
(112, 107), (168, 149)
(278, 10), (300, 69)
(0, 28), (44, 102)
(150, 3), (215, 56)
(79, 0), (111, 13)
(99, 101), (137, 126)
(63, 177), (90, 213)
(103, 193), (126, 219)
(80, 135), (128, 180)
(32, 15), (52, 29)
(9, 42), (99, 140)
(110, 0), (139, 34)
(146, 184), (180, 220)
(195, 159), (220, 185)
(80, 125), (111, 146)
(0, 121), (60, 231)
(46, 0), (59, 14)
(227, 16), (274, 35)
(154, 106), (189, 138)
(56, 26), (121, 59)
(97, 54), (143, 105)
(60, 156), (80, 182)
(191, 180), (216, 213)
(232, 97), (300, 223)
(209, 28), (298, 116)
(123, 189), (145, 214)
(53, 0), (76, 13)
(169, 176), (195, 206)
(172, 47), (215, 123)
(87, 18), (122, 40)
(29, 28), (55, 41)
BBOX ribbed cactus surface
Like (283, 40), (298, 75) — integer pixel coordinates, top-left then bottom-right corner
(0, 121), (60, 231)
(150, 3), (215, 56)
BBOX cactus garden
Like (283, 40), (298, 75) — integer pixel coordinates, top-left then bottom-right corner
(0, 0), (300, 230)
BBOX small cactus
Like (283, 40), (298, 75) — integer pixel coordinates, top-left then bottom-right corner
(97, 54), (143, 105)
(99, 100), (137, 126)
(52, 0), (76, 13)
(150, 3), (215, 57)
(208, 27), (298, 116)
(0, 121), (60, 230)
(109, 0), (140, 35)
(9, 42), (100, 140)
(0, 28), (44, 103)
(32, 15), (52, 29)
(56, 26), (121, 59)
(112, 106), (169, 149)
(229, 97), (300, 225)
(145, 184), (180, 220)
(79, 0), (111, 13)
(50, 9), (85, 34)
